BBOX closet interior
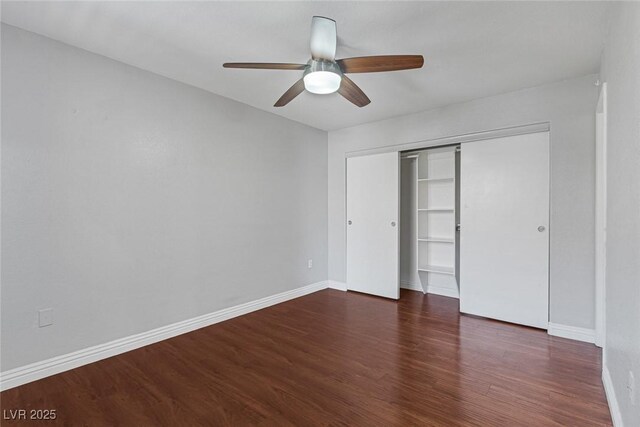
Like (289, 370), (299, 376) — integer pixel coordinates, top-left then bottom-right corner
(400, 146), (460, 298)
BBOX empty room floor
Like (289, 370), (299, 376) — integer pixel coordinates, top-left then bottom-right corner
(0, 290), (611, 426)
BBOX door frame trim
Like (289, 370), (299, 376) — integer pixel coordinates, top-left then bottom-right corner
(345, 122), (550, 158)
(595, 82), (607, 350)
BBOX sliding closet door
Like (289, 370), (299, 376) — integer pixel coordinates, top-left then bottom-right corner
(346, 152), (400, 299)
(460, 132), (549, 329)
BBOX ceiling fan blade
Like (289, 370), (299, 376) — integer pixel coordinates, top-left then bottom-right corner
(338, 76), (371, 107)
(310, 16), (337, 60)
(274, 79), (305, 107)
(223, 63), (306, 70)
(337, 55), (424, 73)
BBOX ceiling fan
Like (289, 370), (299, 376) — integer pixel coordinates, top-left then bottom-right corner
(223, 16), (424, 108)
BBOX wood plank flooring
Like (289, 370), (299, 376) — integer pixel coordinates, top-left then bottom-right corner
(1, 289), (612, 426)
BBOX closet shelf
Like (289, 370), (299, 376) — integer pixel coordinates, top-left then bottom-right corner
(418, 265), (455, 275)
(418, 238), (454, 243)
(418, 177), (454, 182)
(418, 208), (454, 212)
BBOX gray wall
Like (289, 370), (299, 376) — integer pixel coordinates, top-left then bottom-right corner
(1, 25), (328, 371)
(600, 3), (640, 425)
(329, 74), (599, 329)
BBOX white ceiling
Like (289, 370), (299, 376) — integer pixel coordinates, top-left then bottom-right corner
(1, 1), (611, 131)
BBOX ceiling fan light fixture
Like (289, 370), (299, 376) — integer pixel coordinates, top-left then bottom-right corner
(303, 59), (342, 94)
(304, 71), (341, 94)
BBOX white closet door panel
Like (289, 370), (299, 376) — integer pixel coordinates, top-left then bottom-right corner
(346, 152), (399, 299)
(460, 132), (549, 329)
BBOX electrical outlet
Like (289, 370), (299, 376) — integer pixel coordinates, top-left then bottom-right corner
(38, 308), (53, 327)
(629, 371), (636, 405)
(308, 259), (313, 269)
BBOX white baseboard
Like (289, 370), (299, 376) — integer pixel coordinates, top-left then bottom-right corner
(327, 280), (347, 291)
(425, 285), (459, 299)
(602, 365), (624, 427)
(400, 281), (424, 292)
(547, 322), (596, 344)
(0, 280), (329, 391)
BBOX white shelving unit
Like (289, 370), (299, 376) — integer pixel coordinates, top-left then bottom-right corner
(416, 147), (459, 297)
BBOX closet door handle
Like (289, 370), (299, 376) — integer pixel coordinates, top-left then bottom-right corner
(538, 226), (546, 232)
(348, 220), (353, 225)
(391, 221), (396, 227)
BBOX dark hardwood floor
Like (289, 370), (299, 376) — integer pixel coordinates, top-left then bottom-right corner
(1, 289), (611, 426)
